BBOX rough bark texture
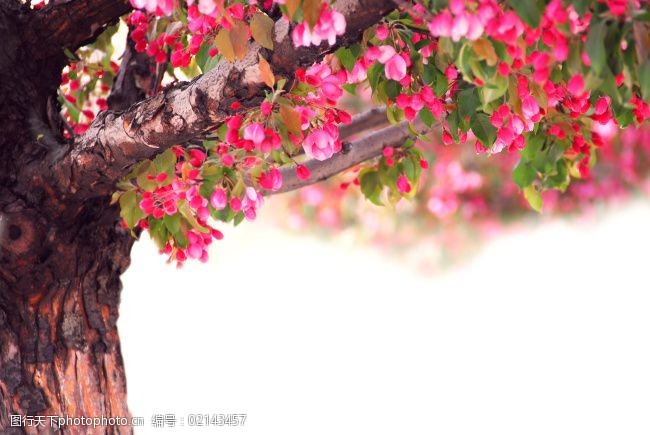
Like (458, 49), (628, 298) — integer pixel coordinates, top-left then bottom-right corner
(0, 0), (396, 433)
(0, 2), (135, 433)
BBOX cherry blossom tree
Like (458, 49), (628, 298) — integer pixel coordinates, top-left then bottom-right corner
(1, 0), (649, 432)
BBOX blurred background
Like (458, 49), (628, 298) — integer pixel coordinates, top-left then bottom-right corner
(120, 192), (650, 434)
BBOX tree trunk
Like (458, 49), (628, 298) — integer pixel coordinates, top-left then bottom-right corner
(0, 3), (135, 433)
(0, 219), (135, 434)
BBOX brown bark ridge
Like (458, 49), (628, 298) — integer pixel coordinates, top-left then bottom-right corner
(1, 0), (398, 433)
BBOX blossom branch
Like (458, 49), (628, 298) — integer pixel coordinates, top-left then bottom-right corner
(268, 121), (421, 195)
(52, 0), (397, 200)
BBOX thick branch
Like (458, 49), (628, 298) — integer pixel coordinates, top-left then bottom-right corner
(339, 107), (389, 140)
(269, 122), (416, 195)
(34, 0), (131, 54)
(54, 0), (397, 199)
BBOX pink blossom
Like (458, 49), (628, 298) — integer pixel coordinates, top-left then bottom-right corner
(304, 63), (347, 103)
(292, 7), (346, 47)
(384, 54), (407, 81)
(230, 197), (242, 212)
(130, 0), (174, 15)
(521, 95), (541, 121)
(241, 187), (264, 220)
(567, 74), (585, 96)
(258, 168), (283, 191)
(243, 123), (265, 145)
(428, 11), (453, 37)
(376, 24), (390, 41)
(198, 0), (216, 15)
(296, 164), (311, 180)
(210, 188), (227, 210)
(397, 175), (412, 194)
(302, 124), (341, 161)
(349, 59), (369, 83)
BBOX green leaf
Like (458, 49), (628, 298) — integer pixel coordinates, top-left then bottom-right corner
(163, 213), (181, 235)
(386, 105), (403, 125)
(201, 52), (221, 73)
(359, 170), (383, 206)
(402, 153), (422, 185)
(367, 62), (385, 93)
(513, 161), (536, 188)
(447, 110), (460, 142)
(507, 0), (542, 28)
(129, 160), (155, 191)
(233, 212), (245, 226)
(433, 68), (449, 97)
(638, 59), (650, 102)
(523, 185), (543, 212)
(423, 62), (437, 85)
(149, 218), (169, 249)
(586, 20), (607, 76)
(544, 159), (570, 191)
(419, 107), (435, 127)
(572, 0), (593, 16)
(479, 74), (508, 107)
(469, 112), (496, 147)
(119, 190), (144, 229)
(335, 47), (357, 72)
(153, 149), (177, 176)
(383, 80), (401, 99)
(178, 201), (210, 233)
(457, 87), (480, 120)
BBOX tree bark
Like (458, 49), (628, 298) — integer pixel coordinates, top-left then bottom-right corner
(0, 0), (397, 432)
(0, 219), (134, 434)
(0, 4), (135, 434)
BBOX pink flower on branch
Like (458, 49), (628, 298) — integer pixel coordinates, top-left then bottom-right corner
(302, 124), (342, 161)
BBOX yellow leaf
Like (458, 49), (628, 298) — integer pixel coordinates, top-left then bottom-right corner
(472, 39), (497, 66)
(303, 0), (321, 29)
(250, 12), (274, 50)
(230, 20), (250, 60)
(530, 81), (548, 111)
(280, 104), (302, 136)
(215, 28), (235, 62)
(285, 0), (301, 19)
(258, 55), (275, 87)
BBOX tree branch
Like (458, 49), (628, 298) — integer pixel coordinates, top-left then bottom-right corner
(33, 0), (131, 54)
(53, 0), (397, 199)
(107, 27), (161, 112)
(268, 121), (418, 195)
(339, 107), (389, 140)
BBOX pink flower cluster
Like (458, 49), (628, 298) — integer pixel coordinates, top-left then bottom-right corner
(396, 87), (444, 121)
(292, 5), (346, 48)
(129, 0), (175, 16)
(299, 63), (347, 104)
(427, 0), (486, 41)
(365, 45), (410, 82)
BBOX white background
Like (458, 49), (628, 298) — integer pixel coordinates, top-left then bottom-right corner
(120, 199), (650, 435)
